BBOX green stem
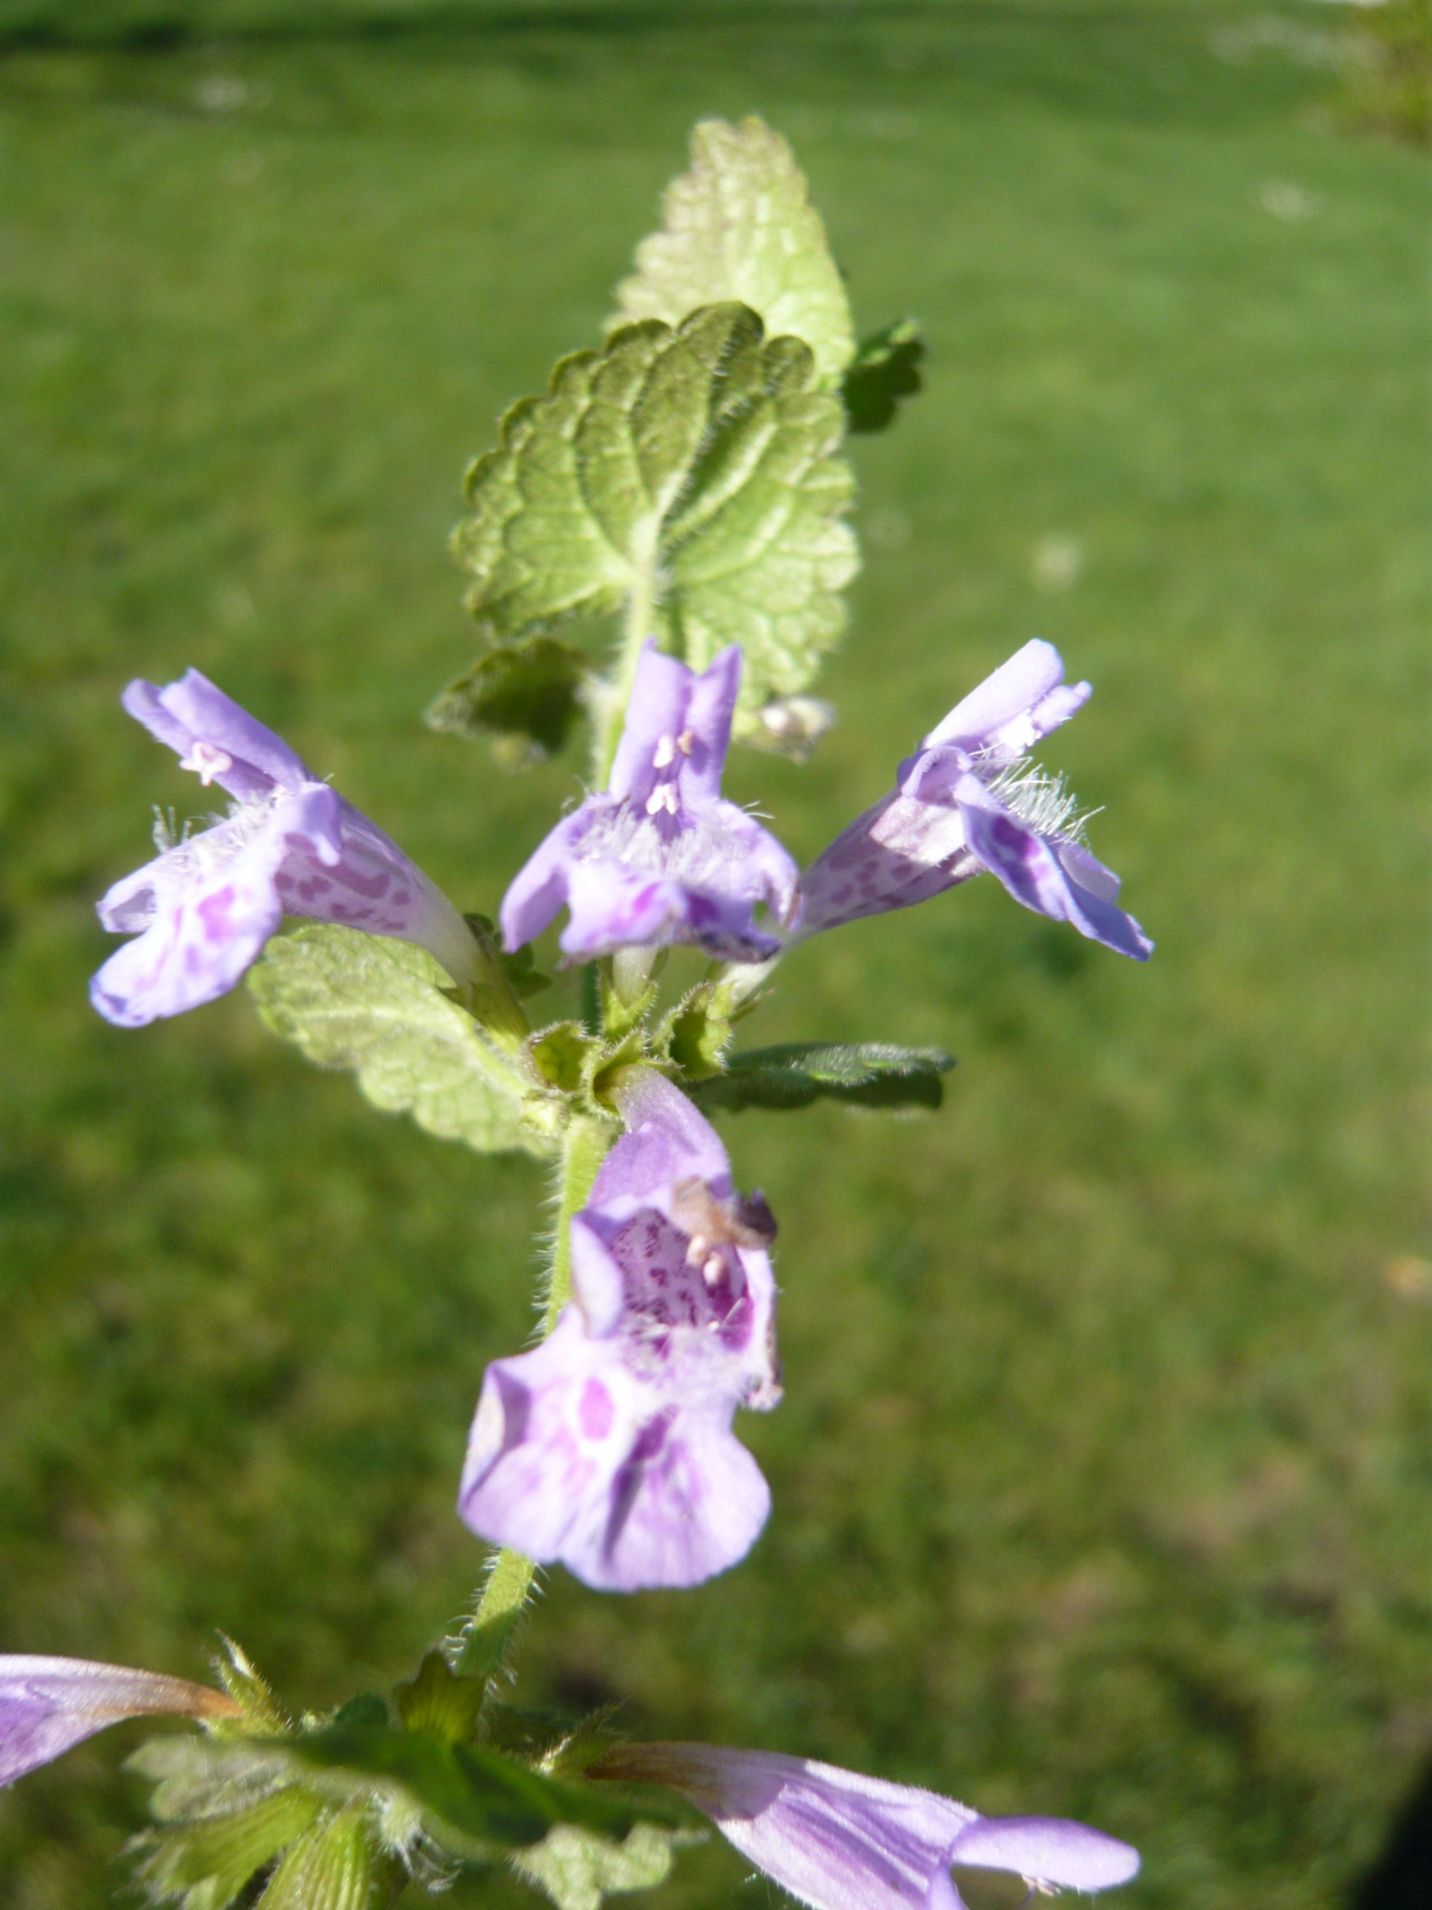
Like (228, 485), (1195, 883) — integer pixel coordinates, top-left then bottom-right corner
(592, 529), (660, 785)
(580, 961), (602, 1036)
(457, 1114), (613, 1673)
(540, 1114), (611, 1328)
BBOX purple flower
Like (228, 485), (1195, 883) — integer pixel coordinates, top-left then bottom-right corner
(500, 644), (798, 963)
(799, 641), (1151, 960)
(0, 1655), (238, 1786)
(459, 1071), (781, 1591)
(596, 1742), (1140, 1910)
(91, 670), (480, 1026)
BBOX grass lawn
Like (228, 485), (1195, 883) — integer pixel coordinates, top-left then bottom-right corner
(1, 3), (1428, 1905)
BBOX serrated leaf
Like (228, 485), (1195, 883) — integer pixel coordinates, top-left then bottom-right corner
(135, 1786), (322, 1910)
(258, 1804), (373, 1910)
(426, 636), (590, 758)
(514, 1821), (684, 1910)
(452, 303), (857, 714)
(614, 117), (855, 383)
(249, 926), (546, 1157)
(842, 319), (926, 433)
(692, 1042), (955, 1113)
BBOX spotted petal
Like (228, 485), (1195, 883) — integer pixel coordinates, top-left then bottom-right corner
(798, 642), (1149, 959)
(91, 805), (294, 1028)
(458, 1311), (770, 1592)
(93, 674), (479, 1023)
(459, 1072), (780, 1591)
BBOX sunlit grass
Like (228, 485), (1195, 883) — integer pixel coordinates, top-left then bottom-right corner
(1, 4), (1427, 1906)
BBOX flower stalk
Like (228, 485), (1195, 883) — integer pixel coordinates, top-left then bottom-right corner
(457, 1110), (614, 1668)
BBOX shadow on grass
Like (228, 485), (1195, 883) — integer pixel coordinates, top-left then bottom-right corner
(0, 0), (1208, 57)
(1350, 1753), (1432, 1910)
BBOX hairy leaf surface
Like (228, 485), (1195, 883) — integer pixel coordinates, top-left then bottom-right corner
(693, 1041), (955, 1113)
(249, 926), (544, 1156)
(452, 303), (856, 715)
(614, 117), (855, 382)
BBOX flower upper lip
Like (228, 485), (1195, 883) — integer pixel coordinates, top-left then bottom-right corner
(500, 642), (799, 965)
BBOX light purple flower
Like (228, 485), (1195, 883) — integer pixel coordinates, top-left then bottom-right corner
(459, 1071), (781, 1591)
(500, 644), (798, 964)
(0, 1655), (239, 1786)
(596, 1742), (1140, 1910)
(799, 641), (1151, 959)
(91, 670), (480, 1026)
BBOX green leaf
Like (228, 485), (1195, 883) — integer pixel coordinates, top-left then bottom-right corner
(842, 319), (926, 433)
(692, 1042), (955, 1113)
(129, 1736), (291, 1828)
(329, 1695), (389, 1731)
(513, 1821), (683, 1910)
(270, 1722), (675, 1864)
(135, 1787), (322, 1910)
(249, 926), (546, 1158)
(426, 635), (590, 758)
(258, 1804), (373, 1910)
(394, 1654), (482, 1747)
(452, 302), (857, 714)
(614, 116), (855, 383)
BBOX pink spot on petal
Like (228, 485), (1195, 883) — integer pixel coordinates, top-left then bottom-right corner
(578, 1379), (615, 1441)
(197, 886), (237, 942)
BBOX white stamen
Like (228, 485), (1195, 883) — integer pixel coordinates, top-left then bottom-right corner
(988, 762), (1088, 842)
(686, 1234), (710, 1268)
(676, 729), (695, 755)
(151, 805), (183, 854)
(179, 741), (234, 787)
(702, 1253), (725, 1287)
(645, 783), (679, 817)
(652, 733), (678, 770)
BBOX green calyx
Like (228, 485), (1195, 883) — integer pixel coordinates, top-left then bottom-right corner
(130, 1646), (701, 1910)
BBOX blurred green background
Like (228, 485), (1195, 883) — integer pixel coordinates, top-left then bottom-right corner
(1, 2), (1428, 1905)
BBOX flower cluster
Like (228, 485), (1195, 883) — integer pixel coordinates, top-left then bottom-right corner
(57, 631), (1151, 1904)
(91, 640), (1145, 1032)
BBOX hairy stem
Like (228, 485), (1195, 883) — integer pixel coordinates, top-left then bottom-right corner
(540, 1114), (612, 1328)
(457, 1114), (613, 1671)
